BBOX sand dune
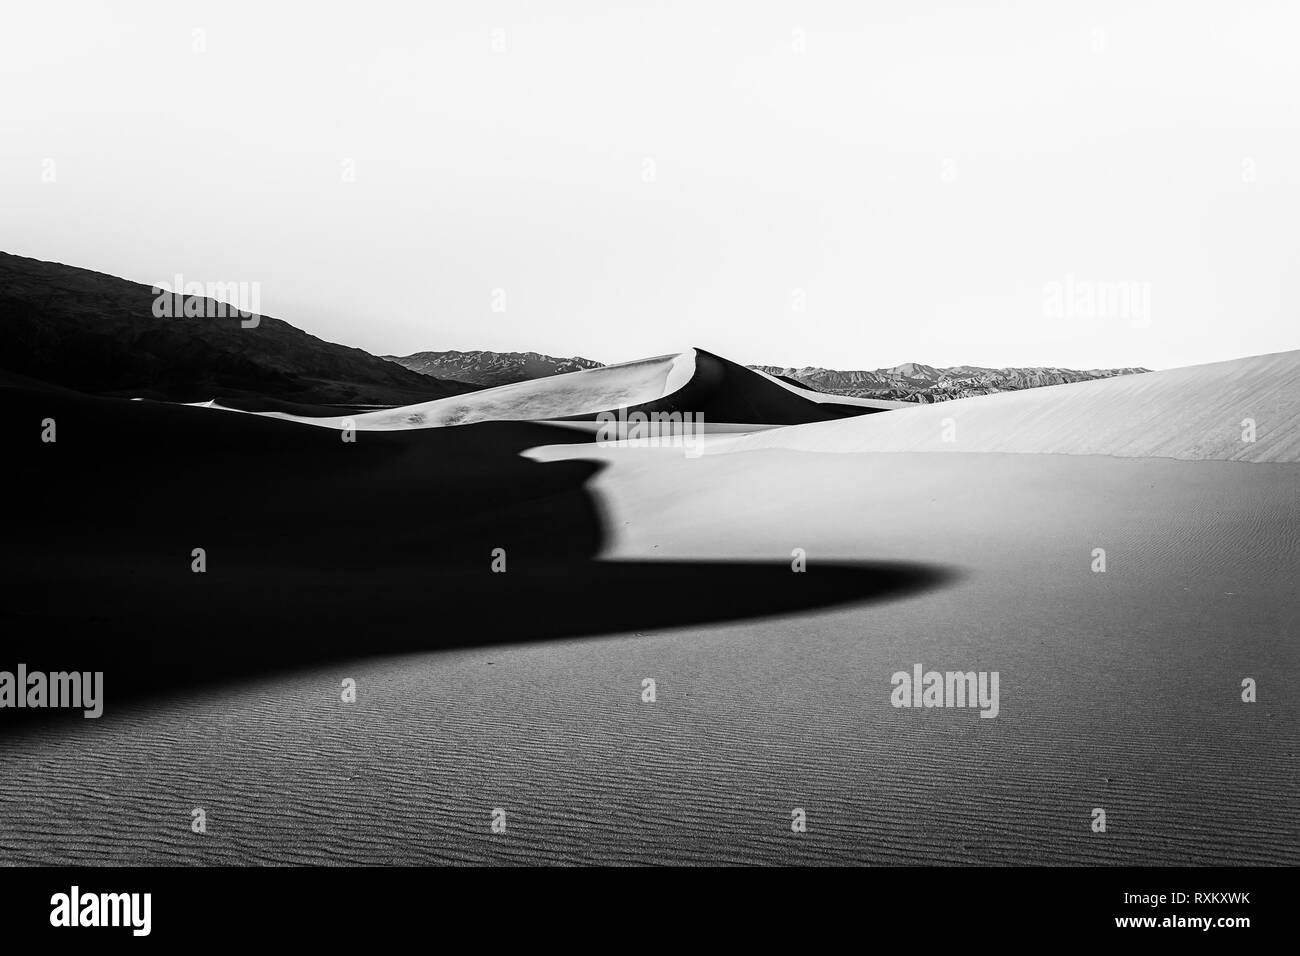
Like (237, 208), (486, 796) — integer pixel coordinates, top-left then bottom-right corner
(499, 444), (1298, 863)
(3, 345), (1296, 867)
(511, 349), (1300, 864)
(1, 382), (936, 708)
(713, 350), (1300, 463)
(231, 347), (901, 430)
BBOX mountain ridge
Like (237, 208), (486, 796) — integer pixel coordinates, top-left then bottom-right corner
(1, 251), (1151, 408)
(751, 361), (1151, 403)
(385, 349), (603, 389)
(388, 348), (1150, 404)
(0, 252), (473, 406)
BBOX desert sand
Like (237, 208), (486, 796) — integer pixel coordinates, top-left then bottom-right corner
(717, 349), (1300, 461)
(1, 348), (1296, 865)
(226, 347), (903, 430)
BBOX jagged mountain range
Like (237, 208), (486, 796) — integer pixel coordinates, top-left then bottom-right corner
(751, 361), (1150, 403)
(384, 350), (604, 389)
(389, 348), (1149, 404)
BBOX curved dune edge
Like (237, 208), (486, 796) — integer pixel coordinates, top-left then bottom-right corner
(747, 365), (911, 410)
(192, 347), (895, 430)
(707, 350), (1300, 463)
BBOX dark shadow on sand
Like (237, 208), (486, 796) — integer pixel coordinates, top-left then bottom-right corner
(1, 385), (960, 728)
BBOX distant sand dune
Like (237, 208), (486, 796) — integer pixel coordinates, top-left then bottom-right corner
(230, 348), (902, 430)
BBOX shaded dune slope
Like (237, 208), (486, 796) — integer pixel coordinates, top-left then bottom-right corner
(1, 385), (953, 721)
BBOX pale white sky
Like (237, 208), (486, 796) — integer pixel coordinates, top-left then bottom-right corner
(2, 1), (1296, 371)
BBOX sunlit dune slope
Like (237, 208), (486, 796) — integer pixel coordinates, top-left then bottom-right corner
(711, 350), (1300, 463)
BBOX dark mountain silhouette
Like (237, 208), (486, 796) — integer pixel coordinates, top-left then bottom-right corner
(0, 252), (473, 406)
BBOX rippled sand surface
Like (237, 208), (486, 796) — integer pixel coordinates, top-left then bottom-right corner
(3, 454), (1294, 865)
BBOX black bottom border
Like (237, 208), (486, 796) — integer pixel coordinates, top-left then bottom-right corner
(0, 865), (1281, 943)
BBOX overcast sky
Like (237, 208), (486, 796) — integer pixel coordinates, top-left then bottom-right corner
(2, 1), (1296, 371)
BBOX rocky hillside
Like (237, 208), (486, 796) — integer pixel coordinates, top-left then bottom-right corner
(386, 350), (604, 388)
(752, 361), (1150, 403)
